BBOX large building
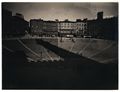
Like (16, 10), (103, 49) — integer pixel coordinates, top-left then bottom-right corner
(58, 19), (76, 36)
(87, 12), (118, 40)
(30, 19), (43, 36)
(30, 19), (87, 37)
(76, 19), (87, 37)
(2, 8), (29, 38)
(58, 19), (87, 37)
(42, 20), (58, 36)
(12, 13), (29, 37)
(30, 19), (58, 36)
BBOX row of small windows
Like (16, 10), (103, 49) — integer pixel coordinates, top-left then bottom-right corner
(58, 25), (86, 28)
(31, 24), (87, 29)
(58, 23), (87, 26)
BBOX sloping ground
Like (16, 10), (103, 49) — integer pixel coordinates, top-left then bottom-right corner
(56, 38), (118, 64)
(35, 39), (99, 65)
(58, 38), (74, 51)
(90, 42), (118, 63)
(70, 38), (93, 54)
(3, 37), (118, 63)
(3, 39), (40, 61)
(3, 38), (60, 62)
(81, 39), (112, 57)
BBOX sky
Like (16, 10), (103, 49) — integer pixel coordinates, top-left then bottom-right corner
(2, 3), (118, 21)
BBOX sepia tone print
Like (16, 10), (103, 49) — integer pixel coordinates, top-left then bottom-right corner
(2, 3), (118, 89)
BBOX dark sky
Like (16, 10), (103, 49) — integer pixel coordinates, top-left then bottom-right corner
(2, 3), (118, 21)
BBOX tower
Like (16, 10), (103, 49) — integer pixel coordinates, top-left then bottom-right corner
(97, 11), (103, 20)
